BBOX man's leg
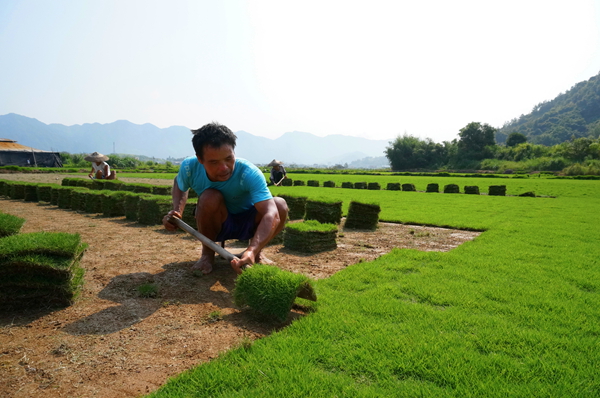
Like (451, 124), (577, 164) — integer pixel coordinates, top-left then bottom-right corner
(107, 170), (117, 180)
(192, 189), (228, 274)
(254, 197), (288, 264)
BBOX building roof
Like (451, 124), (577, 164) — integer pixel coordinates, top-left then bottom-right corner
(0, 139), (53, 153)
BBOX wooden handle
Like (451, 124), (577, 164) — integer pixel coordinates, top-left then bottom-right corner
(168, 216), (236, 262)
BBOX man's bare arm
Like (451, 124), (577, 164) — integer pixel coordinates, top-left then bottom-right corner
(162, 177), (189, 231)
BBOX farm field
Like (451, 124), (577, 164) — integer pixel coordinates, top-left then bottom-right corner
(1, 172), (598, 397)
(0, 173), (477, 397)
(150, 175), (600, 396)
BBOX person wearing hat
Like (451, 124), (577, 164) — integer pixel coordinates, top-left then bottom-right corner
(162, 122), (288, 275)
(268, 160), (287, 186)
(85, 152), (116, 180)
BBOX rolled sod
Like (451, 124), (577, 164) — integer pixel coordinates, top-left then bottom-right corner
(304, 199), (342, 225)
(284, 220), (338, 253)
(277, 195), (307, 221)
(0, 212), (25, 237)
(233, 264), (316, 321)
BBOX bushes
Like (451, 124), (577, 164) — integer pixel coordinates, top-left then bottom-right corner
(283, 220), (338, 254)
(304, 199), (343, 225)
(344, 201), (380, 230)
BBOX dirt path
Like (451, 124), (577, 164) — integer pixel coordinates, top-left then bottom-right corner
(0, 174), (479, 397)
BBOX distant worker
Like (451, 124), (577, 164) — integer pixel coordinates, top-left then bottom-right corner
(162, 122), (288, 275)
(85, 152), (117, 180)
(268, 159), (287, 186)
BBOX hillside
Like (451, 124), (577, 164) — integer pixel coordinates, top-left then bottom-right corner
(0, 114), (390, 167)
(497, 71), (600, 145)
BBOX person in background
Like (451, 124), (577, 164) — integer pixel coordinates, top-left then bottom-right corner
(268, 160), (287, 186)
(162, 122), (288, 275)
(85, 152), (117, 180)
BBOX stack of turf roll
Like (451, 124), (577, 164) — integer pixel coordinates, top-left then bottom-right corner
(444, 184), (460, 194)
(0, 232), (87, 308)
(137, 195), (173, 225)
(341, 182), (353, 189)
(387, 182), (401, 191)
(152, 186), (171, 195)
(344, 201), (381, 230)
(307, 180), (319, 187)
(489, 185), (507, 196)
(464, 186), (480, 195)
(284, 220), (338, 253)
(277, 195), (307, 221)
(293, 180), (305, 186)
(323, 181), (335, 187)
(57, 186), (76, 209)
(124, 192), (146, 221)
(0, 211), (25, 237)
(70, 188), (90, 211)
(102, 191), (128, 217)
(75, 179), (95, 189)
(426, 183), (439, 193)
(354, 182), (367, 189)
(0, 180), (7, 196)
(402, 183), (416, 191)
(304, 198), (343, 225)
(233, 264), (316, 321)
(23, 183), (39, 202)
(367, 182), (381, 190)
(37, 184), (60, 203)
(83, 190), (105, 213)
(281, 178), (293, 186)
(9, 182), (26, 200)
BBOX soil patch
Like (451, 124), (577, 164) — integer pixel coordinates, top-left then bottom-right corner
(0, 174), (479, 397)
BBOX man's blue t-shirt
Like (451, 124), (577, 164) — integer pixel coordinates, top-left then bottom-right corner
(176, 156), (272, 214)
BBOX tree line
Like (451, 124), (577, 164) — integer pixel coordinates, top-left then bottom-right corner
(385, 122), (600, 175)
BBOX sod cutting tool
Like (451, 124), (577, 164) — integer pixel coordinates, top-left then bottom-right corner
(167, 215), (317, 311)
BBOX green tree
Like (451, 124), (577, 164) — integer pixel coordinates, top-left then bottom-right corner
(385, 134), (447, 170)
(506, 132), (527, 147)
(457, 122), (497, 160)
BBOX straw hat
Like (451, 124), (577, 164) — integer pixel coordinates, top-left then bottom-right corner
(84, 152), (109, 162)
(268, 159), (283, 167)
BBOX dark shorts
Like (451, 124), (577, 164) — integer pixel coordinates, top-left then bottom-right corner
(215, 206), (258, 242)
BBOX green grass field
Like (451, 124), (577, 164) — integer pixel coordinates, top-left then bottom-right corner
(146, 175), (599, 397)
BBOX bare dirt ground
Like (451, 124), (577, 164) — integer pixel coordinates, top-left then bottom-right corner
(0, 174), (479, 398)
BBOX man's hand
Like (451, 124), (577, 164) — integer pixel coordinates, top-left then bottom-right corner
(162, 210), (182, 232)
(230, 249), (256, 275)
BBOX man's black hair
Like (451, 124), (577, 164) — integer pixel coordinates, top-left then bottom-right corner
(191, 122), (237, 160)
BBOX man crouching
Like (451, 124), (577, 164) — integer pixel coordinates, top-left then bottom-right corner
(162, 122), (288, 274)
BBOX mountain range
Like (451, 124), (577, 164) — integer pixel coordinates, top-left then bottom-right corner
(497, 71), (600, 145)
(0, 114), (390, 166)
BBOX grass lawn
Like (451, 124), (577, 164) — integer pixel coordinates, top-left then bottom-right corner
(147, 176), (600, 397)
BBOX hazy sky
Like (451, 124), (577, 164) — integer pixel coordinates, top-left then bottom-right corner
(1, 0), (599, 142)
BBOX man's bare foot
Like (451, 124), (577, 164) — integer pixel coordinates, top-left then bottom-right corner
(191, 255), (214, 274)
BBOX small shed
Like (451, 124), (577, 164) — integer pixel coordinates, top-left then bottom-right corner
(0, 139), (62, 167)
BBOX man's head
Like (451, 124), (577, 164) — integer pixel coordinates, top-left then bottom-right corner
(191, 122), (237, 161)
(191, 122), (237, 182)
